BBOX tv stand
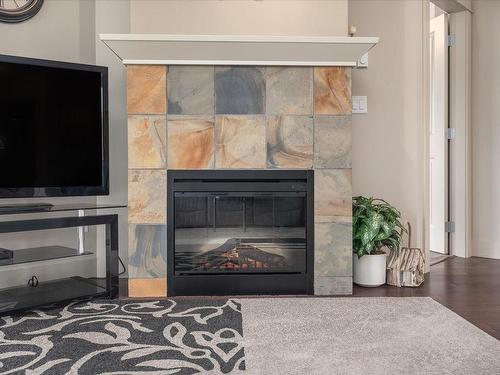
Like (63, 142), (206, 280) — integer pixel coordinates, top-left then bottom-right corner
(0, 204), (125, 316)
(0, 203), (54, 214)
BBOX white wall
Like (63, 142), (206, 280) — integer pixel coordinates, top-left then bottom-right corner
(94, 0), (130, 274)
(349, 0), (427, 263)
(130, 0), (348, 36)
(430, 3), (447, 19)
(471, 0), (500, 259)
(350, 0), (500, 262)
(433, 0), (472, 13)
(457, 0), (472, 11)
(0, 0), (93, 63)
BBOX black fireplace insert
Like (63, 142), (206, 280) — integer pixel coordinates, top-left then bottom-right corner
(167, 170), (314, 295)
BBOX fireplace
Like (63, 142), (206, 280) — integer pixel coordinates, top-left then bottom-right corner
(123, 64), (354, 296)
(167, 170), (314, 295)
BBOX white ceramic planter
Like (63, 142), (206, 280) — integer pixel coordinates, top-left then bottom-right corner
(353, 253), (387, 287)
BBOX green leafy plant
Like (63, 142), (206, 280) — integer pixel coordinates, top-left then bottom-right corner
(353, 196), (406, 258)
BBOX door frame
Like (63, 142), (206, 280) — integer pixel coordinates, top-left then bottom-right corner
(429, 12), (450, 255)
(422, 0), (472, 258)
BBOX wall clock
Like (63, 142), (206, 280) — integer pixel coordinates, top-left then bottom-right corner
(0, 0), (44, 23)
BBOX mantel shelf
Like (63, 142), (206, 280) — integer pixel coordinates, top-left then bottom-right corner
(99, 34), (379, 67)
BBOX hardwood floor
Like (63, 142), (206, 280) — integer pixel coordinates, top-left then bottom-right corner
(353, 256), (500, 340)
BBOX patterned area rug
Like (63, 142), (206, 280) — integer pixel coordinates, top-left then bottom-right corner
(0, 299), (245, 374)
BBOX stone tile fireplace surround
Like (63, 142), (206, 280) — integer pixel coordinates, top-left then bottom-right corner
(127, 65), (352, 296)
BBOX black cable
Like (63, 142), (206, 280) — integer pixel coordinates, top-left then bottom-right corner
(87, 256), (127, 280)
(118, 256), (126, 276)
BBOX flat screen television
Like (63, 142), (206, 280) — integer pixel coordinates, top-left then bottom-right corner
(0, 55), (109, 198)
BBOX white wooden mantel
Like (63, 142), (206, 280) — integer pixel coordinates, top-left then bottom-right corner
(99, 34), (379, 66)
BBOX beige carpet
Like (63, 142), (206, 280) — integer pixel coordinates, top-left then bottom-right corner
(241, 297), (500, 375)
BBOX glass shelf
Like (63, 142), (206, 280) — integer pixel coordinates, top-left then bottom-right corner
(0, 213), (119, 316)
(0, 203), (126, 216)
(0, 277), (107, 315)
(0, 246), (93, 267)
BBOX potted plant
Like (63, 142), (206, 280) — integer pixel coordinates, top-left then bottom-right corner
(352, 196), (406, 287)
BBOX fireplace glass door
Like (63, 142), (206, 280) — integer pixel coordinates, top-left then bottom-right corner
(174, 192), (306, 275)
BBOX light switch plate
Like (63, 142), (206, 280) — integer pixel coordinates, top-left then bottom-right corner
(352, 96), (368, 114)
(352, 97), (359, 111)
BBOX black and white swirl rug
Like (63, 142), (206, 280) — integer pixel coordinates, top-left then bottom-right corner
(0, 299), (245, 374)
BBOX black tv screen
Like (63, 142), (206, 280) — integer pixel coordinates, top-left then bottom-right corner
(0, 55), (108, 198)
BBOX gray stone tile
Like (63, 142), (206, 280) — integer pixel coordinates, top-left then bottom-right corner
(267, 115), (313, 168)
(215, 67), (265, 114)
(315, 222), (352, 277)
(314, 276), (353, 295)
(266, 67), (313, 115)
(168, 66), (214, 115)
(128, 224), (167, 278)
(314, 115), (352, 168)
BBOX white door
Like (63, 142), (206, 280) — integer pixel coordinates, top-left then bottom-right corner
(429, 14), (449, 254)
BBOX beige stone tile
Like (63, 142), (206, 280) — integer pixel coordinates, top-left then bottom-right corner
(127, 65), (167, 114)
(315, 169), (352, 220)
(128, 115), (166, 169)
(266, 67), (313, 115)
(215, 116), (266, 168)
(128, 278), (167, 297)
(167, 116), (214, 169)
(314, 115), (351, 168)
(267, 115), (313, 168)
(128, 170), (166, 224)
(314, 67), (352, 115)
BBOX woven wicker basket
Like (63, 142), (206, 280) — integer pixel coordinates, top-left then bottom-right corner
(386, 222), (425, 287)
